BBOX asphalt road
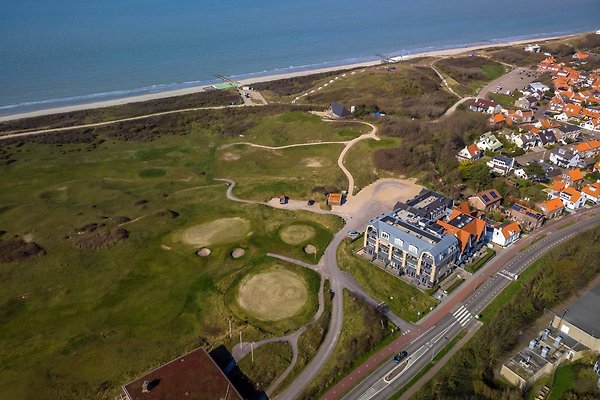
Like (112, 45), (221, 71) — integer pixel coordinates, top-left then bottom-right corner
(326, 207), (600, 400)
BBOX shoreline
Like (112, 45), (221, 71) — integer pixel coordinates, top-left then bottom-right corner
(0, 32), (582, 123)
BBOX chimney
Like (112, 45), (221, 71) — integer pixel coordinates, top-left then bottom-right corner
(554, 336), (563, 347)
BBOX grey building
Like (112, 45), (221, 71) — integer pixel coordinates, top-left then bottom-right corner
(393, 188), (454, 221)
(364, 207), (459, 287)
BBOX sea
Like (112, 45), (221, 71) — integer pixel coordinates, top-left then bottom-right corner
(1, 0), (599, 116)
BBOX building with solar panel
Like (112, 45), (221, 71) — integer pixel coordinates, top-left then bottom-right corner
(468, 189), (503, 212)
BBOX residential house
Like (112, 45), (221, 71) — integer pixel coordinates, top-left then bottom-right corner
(487, 155), (517, 175)
(529, 82), (550, 94)
(575, 140), (600, 158)
(468, 189), (503, 212)
(536, 118), (559, 130)
(553, 124), (581, 143)
(538, 198), (565, 219)
(562, 168), (584, 188)
(564, 103), (584, 120)
(594, 160), (600, 172)
(515, 97), (537, 109)
(549, 186), (586, 211)
(489, 113), (506, 127)
(435, 209), (488, 261)
(363, 209), (459, 287)
(476, 132), (503, 152)
(548, 95), (567, 113)
(581, 182), (600, 204)
(537, 129), (557, 146)
(514, 133), (540, 150)
(492, 222), (521, 247)
(457, 143), (483, 161)
(507, 203), (545, 231)
(549, 148), (581, 168)
(470, 98), (503, 114)
(581, 118), (600, 131)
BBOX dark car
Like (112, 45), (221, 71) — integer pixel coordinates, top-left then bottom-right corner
(393, 351), (409, 363)
(307, 199), (316, 206)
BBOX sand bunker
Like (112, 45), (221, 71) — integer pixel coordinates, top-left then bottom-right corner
(304, 244), (317, 254)
(196, 247), (211, 257)
(231, 248), (245, 258)
(301, 157), (325, 167)
(237, 267), (309, 321)
(279, 224), (316, 245)
(179, 217), (251, 247)
(221, 152), (241, 161)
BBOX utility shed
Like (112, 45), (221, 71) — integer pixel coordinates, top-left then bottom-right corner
(122, 347), (243, 400)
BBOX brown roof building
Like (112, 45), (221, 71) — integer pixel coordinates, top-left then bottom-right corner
(468, 189), (503, 212)
(122, 347), (243, 400)
(327, 192), (344, 206)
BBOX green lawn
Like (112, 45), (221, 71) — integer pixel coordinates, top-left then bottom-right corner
(337, 240), (438, 322)
(216, 142), (347, 201)
(344, 137), (400, 194)
(237, 341), (293, 392)
(548, 362), (576, 400)
(223, 111), (367, 147)
(489, 92), (519, 108)
(299, 290), (399, 399)
(0, 117), (344, 399)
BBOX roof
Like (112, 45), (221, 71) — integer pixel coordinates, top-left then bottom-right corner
(328, 193), (343, 203)
(491, 113), (505, 123)
(558, 281), (600, 339)
(500, 221), (521, 239)
(467, 143), (481, 157)
(331, 101), (351, 117)
(539, 198), (564, 213)
(575, 140), (600, 153)
(122, 347), (243, 400)
(582, 182), (600, 198)
(566, 168), (584, 182)
(510, 203), (544, 221)
(562, 187), (582, 203)
(548, 180), (566, 192)
(471, 189), (502, 206)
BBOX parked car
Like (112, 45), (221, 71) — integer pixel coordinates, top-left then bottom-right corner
(393, 351), (409, 363)
(347, 230), (361, 239)
(307, 199), (315, 206)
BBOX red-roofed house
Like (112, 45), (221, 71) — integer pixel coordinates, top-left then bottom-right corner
(457, 143), (483, 161)
(468, 189), (503, 212)
(573, 51), (590, 61)
(575, 140), (600, 158)
(436, 209), (488, 259)
(581, 182), (600, 204)
(562, 168), (584, 187)
(549, 186), (585, 211)
(538, 198), (565, 219)
(492, 221), (521, 247)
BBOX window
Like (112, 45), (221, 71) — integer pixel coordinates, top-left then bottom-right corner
(408, 244), (418, 255)
(381, 232), (389, 240)
(394, 238), (404, 246)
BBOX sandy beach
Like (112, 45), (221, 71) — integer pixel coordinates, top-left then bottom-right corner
(0, 33), (580, 123)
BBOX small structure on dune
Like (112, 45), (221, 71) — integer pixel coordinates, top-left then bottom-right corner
(279, 194), (288, 204)
(329, 101), (351, 119)
(327, 192), (345, 206)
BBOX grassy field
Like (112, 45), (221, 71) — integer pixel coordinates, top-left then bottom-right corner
(337, 240), (438, 322)
(0, 114), (346, 399)
(237, 341), (293, 392)
(216, 142), (347, 201)
(547, 356), (600, 400)
(295, 63), (456, 118)
(344, 137), (400, 194)
(222, 111), (368, 146)
(299, 290), (399, 399)
(435, 56), (507, 97)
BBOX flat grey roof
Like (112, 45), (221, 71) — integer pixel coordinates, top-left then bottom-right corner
(560, 282), (600, 339)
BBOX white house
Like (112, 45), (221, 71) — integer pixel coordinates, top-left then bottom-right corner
(476, 132), (503, 152)
(492, 222), (521, 247)
(581, 119), (600, 131)
(581, 183), (600, 204)
(486, 155), (516, 176)
(457, 143), (483, 161)
(514, 133), (540, 150)
(549, 148), (581, 168)
(525, 44), (541, 53)
(549, 187), (586, 211)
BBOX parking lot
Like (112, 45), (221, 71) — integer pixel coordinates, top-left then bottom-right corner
(480, 67), (541, 99)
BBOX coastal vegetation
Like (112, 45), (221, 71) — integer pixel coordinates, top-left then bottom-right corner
(411, 227), (600, 400)
(435, 56), (506, 96)
(0, 112), (351, 399)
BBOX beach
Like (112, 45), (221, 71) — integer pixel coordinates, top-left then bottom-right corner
(0, 33), (579, 123)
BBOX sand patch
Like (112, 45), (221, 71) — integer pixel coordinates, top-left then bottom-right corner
(301, 157), (326, 168)
(279, 224), (316, 245)
(179, 217), (251, 247)
(236, 266), (309, 321)
(221, 152), (241, 161)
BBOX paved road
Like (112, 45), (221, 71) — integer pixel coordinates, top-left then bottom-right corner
(324, 207), (600, 400)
